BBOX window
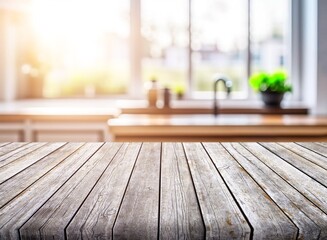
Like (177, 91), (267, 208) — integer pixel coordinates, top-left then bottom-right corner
(10, 0), (290, 99)
(250, 0), (290, 73)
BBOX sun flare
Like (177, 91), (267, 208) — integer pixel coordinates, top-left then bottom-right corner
(29, 0), (129, 68)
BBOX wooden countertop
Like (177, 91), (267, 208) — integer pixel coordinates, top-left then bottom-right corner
(0, 107), (120, 122)
(108, 114), (327, 141)
(0, 142), (327, 239)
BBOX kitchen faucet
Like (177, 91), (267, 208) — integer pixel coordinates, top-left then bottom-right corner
(213, 76), (232, 116)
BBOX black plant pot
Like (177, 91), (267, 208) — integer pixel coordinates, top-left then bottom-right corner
(260, 91), (284, 107)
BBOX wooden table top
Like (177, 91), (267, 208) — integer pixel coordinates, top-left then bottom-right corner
(0, 142), (327, 239)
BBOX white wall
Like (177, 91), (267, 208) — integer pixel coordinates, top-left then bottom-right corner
(301, 0), (327, 115)
(0, 10), (17, 102)
(316, 0), (327, 114)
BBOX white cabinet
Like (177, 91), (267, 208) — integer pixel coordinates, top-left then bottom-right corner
(0, 118), (112, 142)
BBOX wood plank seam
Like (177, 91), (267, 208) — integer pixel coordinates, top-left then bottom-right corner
(277, 142), (327, 171)
(19, 143), (113, 239)
(203, 143), (255, 239)
(0, 142), (11, 148)
(0, 143), (48, 169)
(0, 143), (68, 185)
(64, 143), (141, 239)
(236, 143), (325, 239)
(158, 142), (162, 240)
(241, 143), (327, 220)
(110, 143), (143, 240)
(180, 142), (207, 237)
(0, 143), (30, 157)
(223, 143), (300, 239)
(62, 143), (124, 240)
(295, 142), (327, 158)
(3, 143), (94, 238)
(182, 143), (251, 239)
(259, 143), (327, 190)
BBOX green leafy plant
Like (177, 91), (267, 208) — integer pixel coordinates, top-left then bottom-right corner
(172, 82), (185, 98)
(249, 70), (292, 93)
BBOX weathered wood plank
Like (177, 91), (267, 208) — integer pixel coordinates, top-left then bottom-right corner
(0, 143), (103, 240)
(241, 142), (327, 233)
(0, 142), (28, 157)
(20, 142), (122, 240)
(205, 143), (298, 240)
(0, 143), (82, 207)
(0, 142), (66, 184)
(113, 142), (161, 240)
(66, 143), (141, 240)
(183, 143), (251, 239)
(261, 142), (327, 187)
(296, 142), (327, 157)
(160, 143), (204, 239)
(0, 142), (10, 148)
(0, 142), (47, 168)
(234, 143), (327, 239)
(317, 142), (327, 147)
(279, 142), (327, 170)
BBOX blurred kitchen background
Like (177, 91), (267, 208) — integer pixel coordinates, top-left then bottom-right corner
(0, 0), (326, 142)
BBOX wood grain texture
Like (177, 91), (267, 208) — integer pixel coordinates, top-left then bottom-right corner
(0, 142), (327, 240)
(183, 143), (251, 239)
(296, 142), (327, 157)
(241, 143), (327, 218)
(0, 142), (10, 147)
(0, 142), (46, 168)
(0, 142), (66, 184)
(0, 142), (28, 157)
(66, 143), (141, 240)
(113, 143), (161, 240)
(205, 143), (298, 240)
(279, 142), (327, 170)
(0, 142), (84, 208)
(260, 142), (327, 187)
(233, 143), (327, 239)
(20, 143), (121, 240)
(0, 143), (103, 239)
(160, 143), (204, 239)
(317, 142), (327, 147)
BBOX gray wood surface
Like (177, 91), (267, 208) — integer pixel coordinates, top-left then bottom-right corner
(20, 142), (120, 240)
(235, 143), (326, 239)
(279, 142), (327, 170)
(113, 142), (161, 240)
(0, 142), (11, 148)
(0, 142), (84, 208)
(297, 142), (327, 157)
(0, 142), (46, 168)
(205, 143), (297, 240)
(0, 143), (103, 239)
(183, 143), (251, 239)
(261, 142), (327, 187)
(66, 142), (141, 240)
(160, 143), (204, 239)
(0, 142), (326, 240)
(0, 142), (66, 184)
(0, 142), (28, 157)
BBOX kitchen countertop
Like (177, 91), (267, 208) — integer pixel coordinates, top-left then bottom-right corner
(1, 142), (327, 239)
(108, 114), (327, 141)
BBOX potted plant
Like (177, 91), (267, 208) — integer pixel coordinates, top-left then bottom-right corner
(249, 70), (292, 107)
(173, 83), (186, 100)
